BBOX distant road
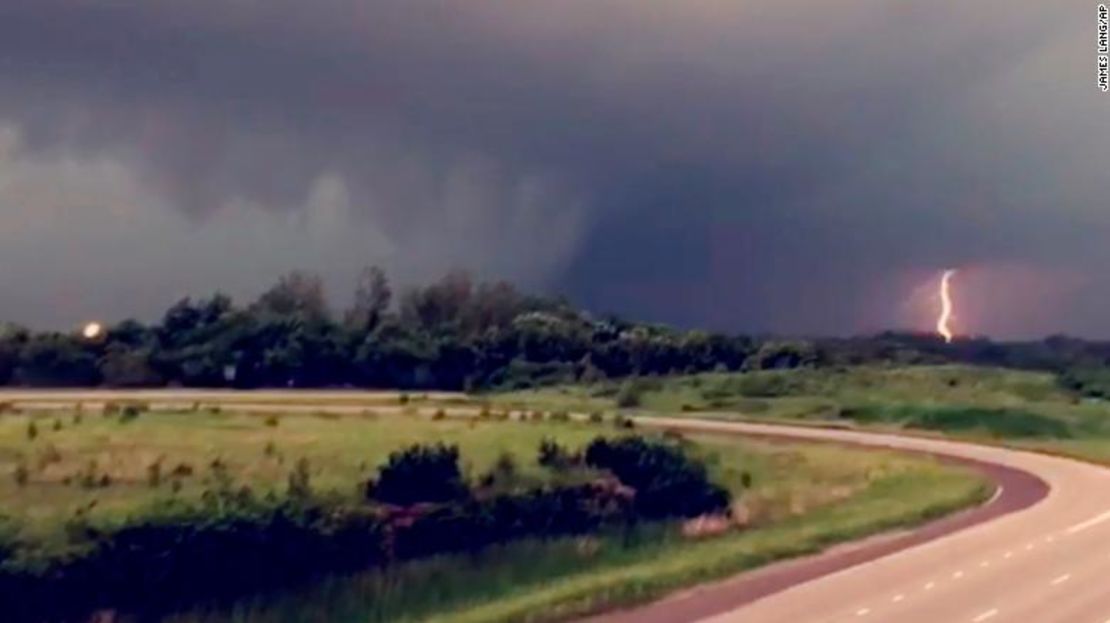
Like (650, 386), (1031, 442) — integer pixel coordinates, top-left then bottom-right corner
(600, 418), (1110, 623)
(7, 391), (1110, 622)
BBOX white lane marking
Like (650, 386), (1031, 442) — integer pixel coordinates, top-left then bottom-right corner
(924, 581), (936, 590)
(972, 609), (998, 622)
(1067, 509), (1110, 535)
(856, 608), (871, 616)
(952, 570), (965, 579)
(1051, 573), (1071, 586)
(986, 485), (1004, 505)
(892, 594), (904, 603)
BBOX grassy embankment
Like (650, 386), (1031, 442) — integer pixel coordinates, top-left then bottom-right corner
(0, 404), (986, 622)
(493, 364), (1110, 463)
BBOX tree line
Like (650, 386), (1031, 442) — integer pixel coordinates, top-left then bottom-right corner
(5, 268), (1107, 391)
(0, 269), (764, 390)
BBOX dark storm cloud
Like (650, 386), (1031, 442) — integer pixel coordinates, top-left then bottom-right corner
(0, 1), (1104, 336)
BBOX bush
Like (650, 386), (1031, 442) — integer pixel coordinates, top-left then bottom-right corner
(614, 415), (636, 430)
(537, 437), (579, 471)
(12, 463), (28, 487)
(288, 458), (313, 498)
(147, 460), (163, 488)
(367, 443), (469, 506)
(264, 415), (280, 428)
(0, 496), (390, 622)
(479, 451), (519, 489)
(119, 403), (143, 423)
(391, 480), (634, 560)
(79, 461), (101, 490)
(37, 443), (62, 469)
(585, 436), (730, 519)
(615, 380), (643, 408)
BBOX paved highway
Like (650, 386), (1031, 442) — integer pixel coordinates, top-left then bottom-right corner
(619, 417), (1110, 623)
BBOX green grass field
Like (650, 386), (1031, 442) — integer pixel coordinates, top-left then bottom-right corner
(0, 408), (610, 546)
(493, 365), (1110, 464)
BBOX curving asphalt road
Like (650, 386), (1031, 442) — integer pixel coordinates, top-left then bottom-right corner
(601, 417), (1110, 623)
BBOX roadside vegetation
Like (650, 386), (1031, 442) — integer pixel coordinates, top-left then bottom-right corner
(0, 406), (986, 622)
(495, 365), (1110, 464)
(163, 432), (985, 623)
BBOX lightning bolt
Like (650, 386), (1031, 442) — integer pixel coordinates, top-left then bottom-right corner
(937, 269), (957, 343)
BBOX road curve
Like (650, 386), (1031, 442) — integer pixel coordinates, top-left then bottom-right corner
(595, 417), (1110, 623)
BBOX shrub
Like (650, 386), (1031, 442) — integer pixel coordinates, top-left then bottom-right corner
(51, 419), (62, 432)
(288, 458), (312, 498)
(37, 443), (62, 469)
(147, 460), (163, 488)
(119, 404), (142, 423)
(79, 461), (100, 490)
(615, 380), (643, 408)
(170, 462), (194, 478)
(589, 411), (604, 424)
(538, 437), (579, 471)
(479, 451), (519, 489)
(368, 443), (469, 506)
(614, 415), (636, 430)
(585, 436), (730, 519)
(432, 408), (447, 421)
(26, 421), (37, 441)
(13, 463), (28, 487)
(1, 496), (389, 621)
(264, 415), (280, 428)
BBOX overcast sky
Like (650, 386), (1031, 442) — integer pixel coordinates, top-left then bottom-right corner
(0, 1), (1105, 337)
